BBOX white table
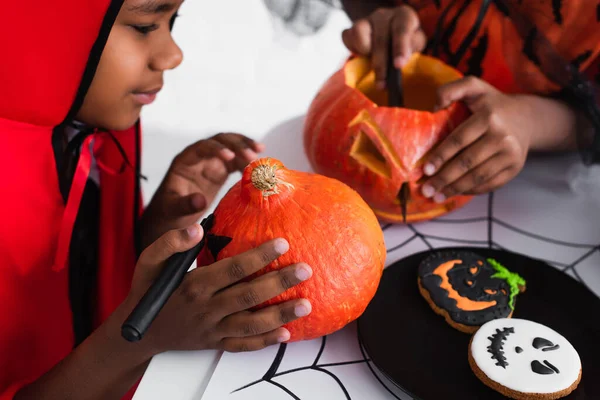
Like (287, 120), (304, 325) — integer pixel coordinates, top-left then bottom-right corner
(134, 1), (600, 399)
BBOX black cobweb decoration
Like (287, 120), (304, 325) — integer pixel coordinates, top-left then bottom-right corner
(263, 0), (342, 36)
(232, 336), (370, 399)
(230, 191), (600, 399)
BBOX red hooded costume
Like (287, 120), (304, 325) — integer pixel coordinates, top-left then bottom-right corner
(0, 1), (141, 398)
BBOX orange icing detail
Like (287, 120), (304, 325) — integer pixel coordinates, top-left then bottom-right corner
(466, 280), (474, 286)
(477, 261), (483, 266)
(470, 266), (478, 274)
(485, 289), (497, 295)
(433, 260), (497, 311)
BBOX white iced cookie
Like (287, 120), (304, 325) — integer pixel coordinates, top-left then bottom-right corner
(468, 318), (582, 400)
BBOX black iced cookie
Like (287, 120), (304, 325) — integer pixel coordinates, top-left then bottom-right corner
(417, 250), (526, 333)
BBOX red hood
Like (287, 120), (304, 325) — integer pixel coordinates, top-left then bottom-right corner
(0, 0), (123, 127)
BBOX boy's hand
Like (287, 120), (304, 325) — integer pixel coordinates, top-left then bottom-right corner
(420, 77), (531, 200)
(141, 133), (264, 248)
(341, 5), (426, 88)
(129, 225), (312, 354)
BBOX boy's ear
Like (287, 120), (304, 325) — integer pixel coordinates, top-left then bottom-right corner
(0, 0), (123, 127)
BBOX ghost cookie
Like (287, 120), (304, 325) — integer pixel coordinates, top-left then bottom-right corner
(418, 251), (526, 333)
(468, 318), (582, 399)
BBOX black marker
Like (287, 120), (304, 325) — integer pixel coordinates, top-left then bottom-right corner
(121, 214), (215, 342)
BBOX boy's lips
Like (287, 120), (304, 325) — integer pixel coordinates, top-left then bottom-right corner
(132, 87), (162, 105)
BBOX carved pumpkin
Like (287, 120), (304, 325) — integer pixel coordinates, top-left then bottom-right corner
(198, 157), (386, 342)
(304, 53), (473, 223)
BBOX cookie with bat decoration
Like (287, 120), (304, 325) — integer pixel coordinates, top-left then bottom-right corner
(469, 318), (582, 399)
(418, 250), (526, 333)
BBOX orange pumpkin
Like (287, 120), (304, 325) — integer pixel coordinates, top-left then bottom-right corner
(198, 157), (386, 342)
(304, 53), (473, 223)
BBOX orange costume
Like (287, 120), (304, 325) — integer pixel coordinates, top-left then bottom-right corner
(399, 0), (600, 163)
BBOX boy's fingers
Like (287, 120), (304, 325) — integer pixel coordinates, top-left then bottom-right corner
(438, 153), (510, 199)
(213, 133), (259, 170)
(137, 224), (204, 280)
(219, 299), (311, 338)
(200, 238), (290, 291)
(178, 139), (227, 165)
(220, 327), (291, 353)
(214, 263), (313, 315)
(173, 192), (207, 216)
(253, 142), (266, 152)
(213, 132), (259, 152)
(199, 157), (231, 185)
(341, 19), (372, 56)
(391, 6), (421, 67)
(422, 112), (489, 179)
(422, 134), (499, 199)
(369, 8), (393, 88)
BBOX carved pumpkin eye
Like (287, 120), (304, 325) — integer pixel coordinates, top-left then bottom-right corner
(350, 130), (391, 179)
(484, 289), (497, 295)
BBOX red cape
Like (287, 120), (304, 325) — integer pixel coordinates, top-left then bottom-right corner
(0, 1), (141, 398)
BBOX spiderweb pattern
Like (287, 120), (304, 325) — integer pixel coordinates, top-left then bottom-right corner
(213, 187), (599, 400)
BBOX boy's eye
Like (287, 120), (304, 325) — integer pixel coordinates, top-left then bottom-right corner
(130, 24), (159, 35)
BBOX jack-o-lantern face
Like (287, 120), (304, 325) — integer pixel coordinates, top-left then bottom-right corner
(418, 251), (526, 333)
(304, 53), (473, 223)
(470, 318), (582, 397)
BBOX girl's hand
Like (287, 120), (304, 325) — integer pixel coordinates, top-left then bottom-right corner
(421, 77), (532, 200)
(341, 5), (426, 88)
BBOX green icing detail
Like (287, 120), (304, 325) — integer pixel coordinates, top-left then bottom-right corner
(487, 258), (526, 311)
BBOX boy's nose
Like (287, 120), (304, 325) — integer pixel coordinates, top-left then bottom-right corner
(152, 37), (184, 71)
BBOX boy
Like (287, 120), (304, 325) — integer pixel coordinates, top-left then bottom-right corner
(0, 1), (313, 399)
(340, 0), (600, 200)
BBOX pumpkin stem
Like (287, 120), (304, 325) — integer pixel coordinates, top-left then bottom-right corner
(251, 164), (280, 197)
(244, 158), (294, 198)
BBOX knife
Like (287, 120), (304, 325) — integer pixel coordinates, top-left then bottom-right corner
(386, 39), (408, 223)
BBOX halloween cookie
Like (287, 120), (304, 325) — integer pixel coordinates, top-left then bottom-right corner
(468, 318), (582, 399)
(418, 251), (526, 333)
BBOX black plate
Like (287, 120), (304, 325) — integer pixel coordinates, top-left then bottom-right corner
(358, 247), (600, 399)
